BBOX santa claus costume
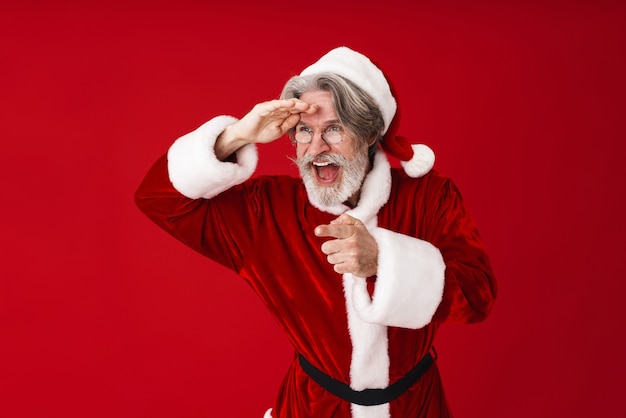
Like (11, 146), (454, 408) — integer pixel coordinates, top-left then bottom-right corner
(136, 47), (496, 418)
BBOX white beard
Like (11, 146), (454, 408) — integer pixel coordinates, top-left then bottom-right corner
(295, 150), (369, 209)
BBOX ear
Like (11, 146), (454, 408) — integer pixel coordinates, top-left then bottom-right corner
(366, 136), (381, 163)
(368, 134), (382, 147)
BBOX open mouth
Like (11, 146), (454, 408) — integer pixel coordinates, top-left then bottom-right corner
(312, 161), (341, 185)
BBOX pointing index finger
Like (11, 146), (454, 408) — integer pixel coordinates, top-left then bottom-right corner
(315, 223), (355, 240)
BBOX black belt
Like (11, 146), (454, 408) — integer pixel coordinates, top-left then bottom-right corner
(298, 352), (434, 406)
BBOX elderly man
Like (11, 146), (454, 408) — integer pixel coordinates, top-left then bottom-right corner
(135, 47), (496, 418)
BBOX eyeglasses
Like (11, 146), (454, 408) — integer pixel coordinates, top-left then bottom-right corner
(289, 125), (345, 145)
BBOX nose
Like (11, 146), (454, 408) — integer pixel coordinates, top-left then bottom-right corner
(305, 131), (331, 156)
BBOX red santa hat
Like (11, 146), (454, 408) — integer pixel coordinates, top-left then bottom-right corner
(300, 46), (435, 178)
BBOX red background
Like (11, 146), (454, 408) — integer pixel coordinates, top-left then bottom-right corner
(1, 1), (624, 417)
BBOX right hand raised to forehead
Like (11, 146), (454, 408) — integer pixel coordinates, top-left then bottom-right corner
(215, 99), (318, 161)
(235, 98), (319, 145)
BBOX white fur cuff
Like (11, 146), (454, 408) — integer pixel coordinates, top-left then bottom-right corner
(167, 116), (258, 199)
(351, 228), (445, 329)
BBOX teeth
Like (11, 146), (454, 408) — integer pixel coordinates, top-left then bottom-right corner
(313, 161), (331, 166)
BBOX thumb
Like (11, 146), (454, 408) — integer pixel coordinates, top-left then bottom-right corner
(330, 214), (360, 225)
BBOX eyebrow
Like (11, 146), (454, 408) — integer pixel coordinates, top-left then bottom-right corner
(296, 119), (342, 127)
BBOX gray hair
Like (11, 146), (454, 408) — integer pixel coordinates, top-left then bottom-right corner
(280, 72), (385, 159)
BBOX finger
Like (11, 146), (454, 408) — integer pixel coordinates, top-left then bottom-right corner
(315, 224), (355, 239)
(270, 98), (317, 114)
(326, 250), (350, 267)
(280, 113), (302, 131)
(270, 98), (299, 109)
(330, 214), (362, 226)
(256, 100), (299, 118)
(331, 259), (354, 275)
(327, 224), (358, 239)
(320, 239), (341, 255)
(314, 224), (329, 237)
(301, 102), (319, 114)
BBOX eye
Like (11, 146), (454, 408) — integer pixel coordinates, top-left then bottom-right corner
(326, 125), (343, 133)
(298, 126), (313, 133)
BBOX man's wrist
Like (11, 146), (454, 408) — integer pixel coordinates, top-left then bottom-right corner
(215, 122), (248, 161)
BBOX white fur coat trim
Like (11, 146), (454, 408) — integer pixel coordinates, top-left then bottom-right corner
(167, 116), (258, 199)
(340, 149), (442, 417)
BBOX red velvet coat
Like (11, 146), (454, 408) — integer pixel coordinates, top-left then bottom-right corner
(135, 117), (496, 418)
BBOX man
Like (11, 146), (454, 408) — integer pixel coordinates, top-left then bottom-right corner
(135, 47), (496, 418)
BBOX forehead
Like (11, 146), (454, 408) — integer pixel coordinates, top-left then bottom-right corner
(299, 90), (339, 125)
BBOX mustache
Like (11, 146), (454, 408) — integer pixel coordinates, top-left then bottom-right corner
(293, 153), (348, 167)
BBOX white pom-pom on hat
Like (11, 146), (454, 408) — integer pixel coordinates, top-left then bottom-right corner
(402, 143), (435, 178)
(300, 46), (434, 178)
(379, 132), (435, 178)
